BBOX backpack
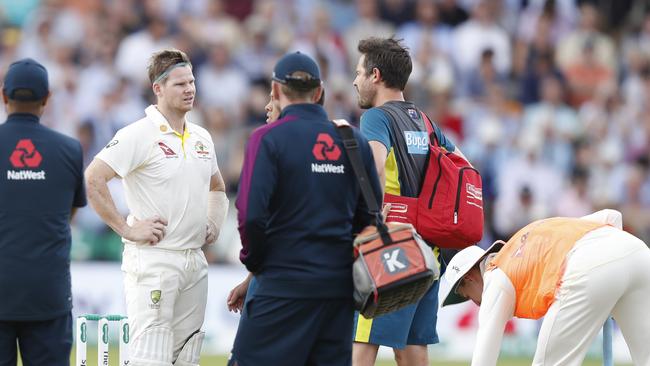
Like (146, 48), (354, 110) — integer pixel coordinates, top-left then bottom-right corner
(382, 111), (484, 249)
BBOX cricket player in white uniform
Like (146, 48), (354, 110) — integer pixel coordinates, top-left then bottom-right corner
(85, 49), (228, 366)
(440, 209), (650, 366)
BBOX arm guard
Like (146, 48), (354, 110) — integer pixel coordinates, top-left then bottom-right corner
(207, 191), (229, 244)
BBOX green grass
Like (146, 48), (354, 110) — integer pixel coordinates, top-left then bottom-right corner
(61, 349), (627, 366)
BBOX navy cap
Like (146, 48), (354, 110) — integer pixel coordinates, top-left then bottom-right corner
(272, 52), (321, 87)
(3, 58), (49, 101)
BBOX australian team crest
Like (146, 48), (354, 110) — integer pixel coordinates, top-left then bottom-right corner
(194, 141), (210, 160)
(150, 290), (161, 309)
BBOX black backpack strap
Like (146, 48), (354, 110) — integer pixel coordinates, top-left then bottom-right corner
(333, 119), (391, 244)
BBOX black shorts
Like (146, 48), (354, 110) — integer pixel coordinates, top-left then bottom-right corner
(0, 312), (72, 366)
(232, 296), (353, 366)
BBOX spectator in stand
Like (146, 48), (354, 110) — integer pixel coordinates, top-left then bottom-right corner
(520, 75), (581, 173)
(619, 157), (650, 244)
(463, 48), (507, 99)
(378, 0), (414, 27)
(493, 136), (563, 238)
(463, 83), (521, 152)
(234, 15), (279, 81)
(556, 3), (616, 75)
(343, 0), (395, 67)
(438, 0), (469, 27)
(518, 49), (564, 105)
(181, 0), (242, 53)
(197, 38), (250, 126)
(554, 167), (593, 217)
(453, 1), (511, 83)
(429, 85), (464, 143)
(515, 0), (575, 50)
(291, 6), (347, 80)
(114, 13), (172, 86)
(564, 37), (614, 107)
(397, 0), (453, 58)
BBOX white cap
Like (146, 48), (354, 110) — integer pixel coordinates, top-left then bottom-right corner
(440, 241), (505, 307)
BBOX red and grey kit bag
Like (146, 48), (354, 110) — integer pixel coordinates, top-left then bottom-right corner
(335, 120), (439, 318)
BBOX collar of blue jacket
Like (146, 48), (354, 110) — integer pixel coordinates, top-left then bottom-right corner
(279, 103), (328, 121)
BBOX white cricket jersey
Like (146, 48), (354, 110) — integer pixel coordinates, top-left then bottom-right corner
(96, 105), (219, 250)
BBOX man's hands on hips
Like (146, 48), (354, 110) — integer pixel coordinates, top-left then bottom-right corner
(124, 216), (168, 245)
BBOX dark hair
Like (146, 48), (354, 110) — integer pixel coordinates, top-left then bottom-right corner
(147, 49), (192, 85)
(357, 37), (412, 91)
(279, 71), (321, 101)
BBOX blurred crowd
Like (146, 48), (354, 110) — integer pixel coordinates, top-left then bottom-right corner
(1, 0), (649, 262)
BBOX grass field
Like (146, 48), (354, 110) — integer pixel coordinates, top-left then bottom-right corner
(61, 349), (626, 366)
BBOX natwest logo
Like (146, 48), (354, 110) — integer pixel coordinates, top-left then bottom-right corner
(9, 139), (42, 168)
(7, 139), (46, 181)
(312, 133), (341, 161)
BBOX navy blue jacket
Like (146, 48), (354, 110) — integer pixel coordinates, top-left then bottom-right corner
(236, 104), (382, 299)
(0, 113), (86, 320)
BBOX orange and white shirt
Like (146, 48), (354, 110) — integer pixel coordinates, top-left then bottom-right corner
(471, 209), (623, 366)
(488, 218), (604, 319)
(96, 105), (219, 250)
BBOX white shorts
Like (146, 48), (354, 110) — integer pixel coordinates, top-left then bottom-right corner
(121, 244), (208, 360)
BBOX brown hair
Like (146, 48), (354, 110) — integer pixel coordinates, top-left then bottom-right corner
(147, 49), (192, 85)
(357, 37), (412, 91)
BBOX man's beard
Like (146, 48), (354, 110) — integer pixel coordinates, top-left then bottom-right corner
(357, 88), (376, 109)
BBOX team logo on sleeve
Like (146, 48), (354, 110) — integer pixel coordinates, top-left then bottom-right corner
(105, 139), (118, 148)
(311, 133), (345, 174)
(6, 139), (46, 180)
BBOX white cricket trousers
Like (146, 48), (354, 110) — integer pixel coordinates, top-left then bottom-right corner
(122, 244), (208, 365)
(533, 226), (650, 366)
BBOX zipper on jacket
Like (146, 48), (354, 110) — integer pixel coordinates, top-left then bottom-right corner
(454, 167), (479, 224)
(427, 152), (444, 209)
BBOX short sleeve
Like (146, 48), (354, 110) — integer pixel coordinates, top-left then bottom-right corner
(431, 122), (456, 152)
(360, 108), (392, 152)
(95, 127), (150, 178)
(209, 139), (219, 176)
